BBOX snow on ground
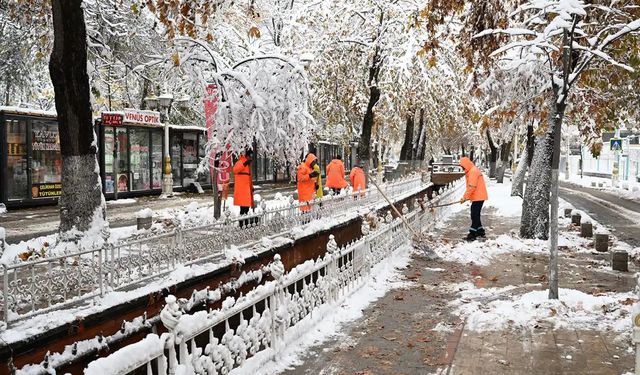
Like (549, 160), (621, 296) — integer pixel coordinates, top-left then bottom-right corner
(483, 180), (523, 217)
(435, 234), (546, 265)
(106, 198), (137, 205)
(451, 285), (635, 333)
(230, 245), (415, 375)
(562, 174), (640, 202)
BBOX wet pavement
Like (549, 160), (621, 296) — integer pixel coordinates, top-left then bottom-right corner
(559, 181), (640, 248)
(282, 204), (637, 375)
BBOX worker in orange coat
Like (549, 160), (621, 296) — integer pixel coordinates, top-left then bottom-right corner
(297, 153), (320, 212)
(233, 150), (254, 225)
(349, 163), (366, 197)
(325, 155), (348, 195)
(459, 157), (489, 241)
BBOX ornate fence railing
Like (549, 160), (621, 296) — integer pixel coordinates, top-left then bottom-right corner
(0, 174), (429, 326)
(83, 181), (461, 375)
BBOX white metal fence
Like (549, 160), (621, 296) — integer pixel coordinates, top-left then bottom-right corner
(0, 174), (429, 325)
(83, 181), (461, 375)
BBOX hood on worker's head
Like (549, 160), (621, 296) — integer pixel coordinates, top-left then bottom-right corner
(459, 157), (474, 172)
(305, 153), (317, 167)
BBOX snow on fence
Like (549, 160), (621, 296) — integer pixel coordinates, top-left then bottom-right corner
(0, 174), (429, 326)
(84, 181), (460, 375)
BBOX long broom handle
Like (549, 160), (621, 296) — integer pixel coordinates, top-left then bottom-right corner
(429, 201), (459, 209)
(367, 173), (421, 238)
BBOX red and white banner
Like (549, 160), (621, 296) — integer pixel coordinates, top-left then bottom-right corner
(203, 83), (232, 184)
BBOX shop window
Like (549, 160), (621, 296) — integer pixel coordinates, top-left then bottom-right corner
(130, 128), (150, 191)
(115, 127), (129, 192)
(170, 133), (181, 187)
(104, 127), (115, 193)
(182, 132), (198, 186)
(6, 119), (28, 200)
(31, 120), (62, 198)
(151, 131), (162, 189)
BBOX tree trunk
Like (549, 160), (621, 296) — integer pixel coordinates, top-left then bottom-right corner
(50, 0), (106, 238)
(526, 122), (535, 166)
(399, 113), (414, 161)
(487, 130), (498, 178)
(357, 85), (380, 163)
(413, 108), (425, 160)
(496, 141), (512, 183)
(520, 100), (561, 240)
(4, 78), (10, 105)
(511, 123), (535, 197)
(548, 97), (567, 300)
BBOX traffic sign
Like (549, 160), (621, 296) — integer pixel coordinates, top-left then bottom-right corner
(610, 138), (623, 151)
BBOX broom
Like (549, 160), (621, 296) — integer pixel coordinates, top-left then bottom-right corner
(367, 174), (438, 259)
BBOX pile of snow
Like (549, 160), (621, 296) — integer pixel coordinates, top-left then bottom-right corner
(483, 181), (523, 217)
(435, 234), (545, 265)
(84, 334), (164, 375)
(135, 208), (153, 219)
(106, 198), (137, 205)
(0, 203), (6, 215)
(453, 286), (635, 332)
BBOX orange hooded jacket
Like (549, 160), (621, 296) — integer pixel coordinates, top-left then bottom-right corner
(326, 159), (348, 189)
(349, 167), (366, 194)
(297, 153), (318, 211)
(233, 155), (254, 207)
(459, 157), (488, 201)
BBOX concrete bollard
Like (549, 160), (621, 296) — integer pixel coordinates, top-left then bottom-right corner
(564, 208), (572, 218)
(595, 233), (609, 252)
(581, 222), (593, 238)
(136, 208), (154, 230)
(598, 182), (604, 188)
(571, 213), (582, 226)
(611, 250), (628, 272)
(591, 182), (597, 187)
(137, 217), (152, 230)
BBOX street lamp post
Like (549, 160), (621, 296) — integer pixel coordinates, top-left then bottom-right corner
(145, 91), (175, 197)
(158, 91), (174, 197)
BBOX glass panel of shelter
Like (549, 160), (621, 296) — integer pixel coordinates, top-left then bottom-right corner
(31, 119), (62, 199)
(6, 119), (28, 200)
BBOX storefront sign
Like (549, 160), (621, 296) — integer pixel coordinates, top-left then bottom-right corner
(101, 113), (124, 126)
(31, 183), (62, 198)
(124, 110), (161, 126)
(102, 110), (161, 126)
(32, 129), (60, 151)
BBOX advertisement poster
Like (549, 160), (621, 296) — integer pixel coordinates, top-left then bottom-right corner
(117, 173), (129, 192)
(31, 183), (62, 198)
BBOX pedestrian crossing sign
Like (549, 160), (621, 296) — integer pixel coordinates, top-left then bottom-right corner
(610, 138), (623, 151)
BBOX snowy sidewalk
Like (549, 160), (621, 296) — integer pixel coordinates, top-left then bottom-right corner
(281, 182), (637, 375)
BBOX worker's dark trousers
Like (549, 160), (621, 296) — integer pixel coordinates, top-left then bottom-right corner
(240, 206), (251, 228)
(470, 201), (485, 236)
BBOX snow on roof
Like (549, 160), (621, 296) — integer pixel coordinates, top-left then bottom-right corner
(168, 124), (206, 131)
(0, 106), (57, 118)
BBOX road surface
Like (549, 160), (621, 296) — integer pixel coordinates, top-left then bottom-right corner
(559, 181), (640, 247)
(0, 183), (295, 244)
